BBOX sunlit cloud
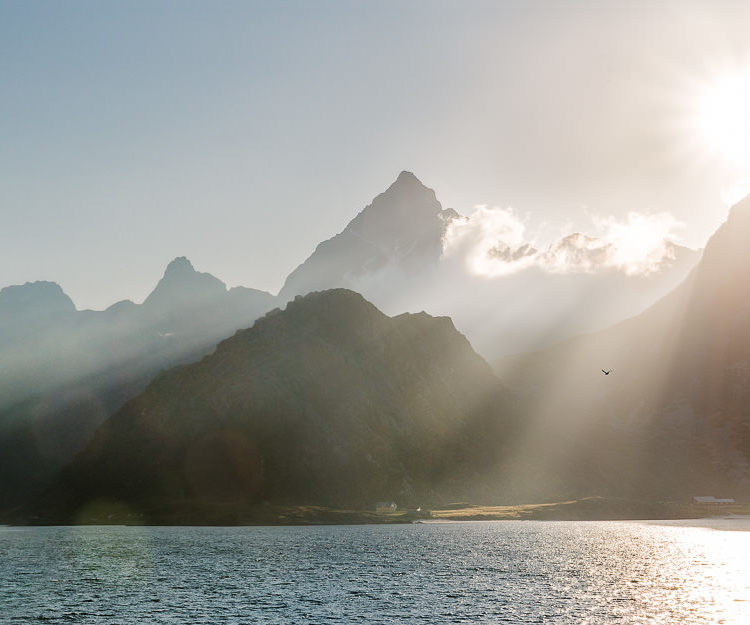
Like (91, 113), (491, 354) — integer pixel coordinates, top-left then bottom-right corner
(442, 206), (685, 278)
(592, 211), (685, 276)
(442, 205), (537, 276)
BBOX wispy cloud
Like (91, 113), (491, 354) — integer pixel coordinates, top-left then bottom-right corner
(442, 206), (685, 277)
(591, 211), (685, 275)
(442, 206), (537, 276)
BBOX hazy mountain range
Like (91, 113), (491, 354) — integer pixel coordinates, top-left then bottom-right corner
(32, 189), (750, 522)
(0, 258), (274, 508)
(0, 171), (730, 521)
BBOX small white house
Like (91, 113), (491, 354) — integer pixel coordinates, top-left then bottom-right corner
(692, 496), (736, 505)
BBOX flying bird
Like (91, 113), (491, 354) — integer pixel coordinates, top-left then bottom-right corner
(601, 369), (612, 375)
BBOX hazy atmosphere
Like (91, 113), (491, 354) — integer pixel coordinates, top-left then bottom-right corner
(6, 3), (750, 623)
(4, 1), (750, 309)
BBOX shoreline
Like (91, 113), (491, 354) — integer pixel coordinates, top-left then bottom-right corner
(10, 497), (750, 527)
(643, 515), (750, 532)
(5, 516), (750, 531)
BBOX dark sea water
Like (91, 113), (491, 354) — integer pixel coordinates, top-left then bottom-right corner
(2, 521), (750, 624)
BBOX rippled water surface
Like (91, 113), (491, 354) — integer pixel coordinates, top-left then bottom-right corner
(3, 521), (750, 624)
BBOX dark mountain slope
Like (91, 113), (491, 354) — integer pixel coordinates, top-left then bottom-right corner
(41, 290), (516, 523)
(496, 195), (750, 500)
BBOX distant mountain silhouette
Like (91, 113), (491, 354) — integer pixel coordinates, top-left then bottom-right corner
(277, 172), (699, 358)
(496, 195), (750, 501)
(0, 259), (276, 513)
(36, 289), (516, 524)
(0, 281), (76, 328)
(279, 171), (458, 302)
(143, 256), (227, 313)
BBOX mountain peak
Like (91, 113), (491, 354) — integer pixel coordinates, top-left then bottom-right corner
(164, 256), (195, 277)
(278, 172), (449, 301)
(395, 170), (421, 184)
(385, 170), (429, 195)
(560, 232), (598, 246)
(49, 287), (506, 518)
(0, 281), (76, 319)
(143, 257), (226, 311)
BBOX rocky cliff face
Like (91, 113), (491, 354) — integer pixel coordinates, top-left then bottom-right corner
(43, 289), (516, 523)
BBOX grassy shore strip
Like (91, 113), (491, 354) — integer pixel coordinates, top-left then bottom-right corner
(429, 497), (750, 522)
(15, 496), (750, 526)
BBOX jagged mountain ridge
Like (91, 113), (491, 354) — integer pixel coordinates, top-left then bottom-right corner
(39, 289), (516, 523)
(276, 171), (699, 359)
(279, 171), (458, 302)
(0, 258), (277, 511)
(0, 257), (276, 407)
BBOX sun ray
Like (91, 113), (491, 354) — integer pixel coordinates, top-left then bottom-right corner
(693, 69), (750, 171)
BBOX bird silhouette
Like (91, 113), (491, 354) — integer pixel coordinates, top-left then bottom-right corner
(601, 369), (612, 375)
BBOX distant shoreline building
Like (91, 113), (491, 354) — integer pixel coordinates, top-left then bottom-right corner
(375, 501), (397, 513)
(691, 496), (735, 505)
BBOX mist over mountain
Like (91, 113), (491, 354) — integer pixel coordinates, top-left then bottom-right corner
(0, 259), (276, 511)
(39, 289), (516, 523)
(0, 171), (720, 521)
(279, 171), (458, 302)
(278, 172), (699, 359)
(496, 195), (750, 501)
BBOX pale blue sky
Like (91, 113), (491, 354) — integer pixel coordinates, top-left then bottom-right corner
(3, 1), (750, 309)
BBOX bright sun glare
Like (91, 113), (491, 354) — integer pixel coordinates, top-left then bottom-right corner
(696, 70), (750, 170)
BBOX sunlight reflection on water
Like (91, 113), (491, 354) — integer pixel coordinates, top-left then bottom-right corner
(2, 521), (749, 624)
